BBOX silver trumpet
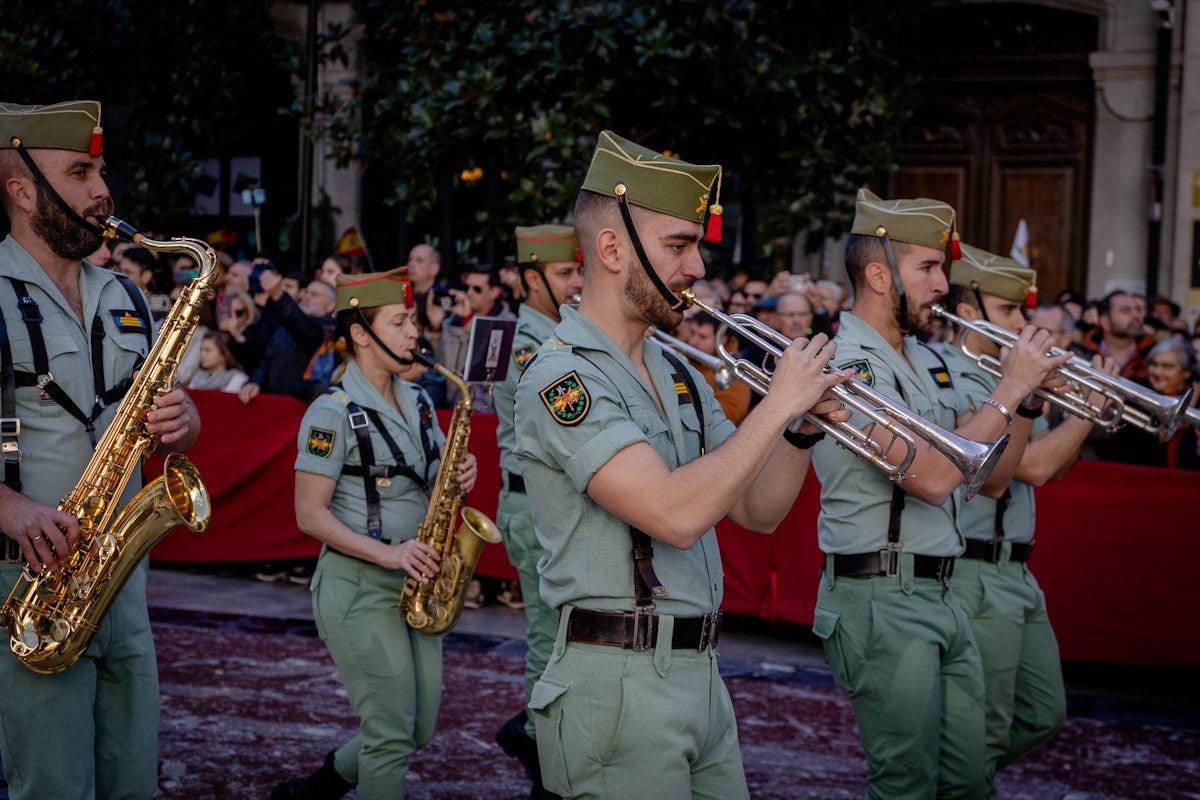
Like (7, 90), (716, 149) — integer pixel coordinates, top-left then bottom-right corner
(932, 305), (1193, 440)
(649, 327), (736, 390)
(681, 289), (1009, 500)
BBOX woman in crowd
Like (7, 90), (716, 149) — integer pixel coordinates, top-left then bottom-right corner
(1107, 337), (1199, 470)
(185, 331), (249, 393)
(273, 268), (477, 800)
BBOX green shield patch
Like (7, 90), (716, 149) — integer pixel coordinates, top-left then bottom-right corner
(306, 427), (335, 457)
(540, 371), (590, 425)
(842, 359), (874, 387)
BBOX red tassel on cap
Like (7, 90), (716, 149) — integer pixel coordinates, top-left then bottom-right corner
(89, 127), (103, 157)
(1025, 287), (1037, 310)
(950, 233), (961, 261)
(705, 204), (723, 243)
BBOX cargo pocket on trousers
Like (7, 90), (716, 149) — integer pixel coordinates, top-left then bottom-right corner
(811, 605), (849, 689)
(528, 676), (571, 795)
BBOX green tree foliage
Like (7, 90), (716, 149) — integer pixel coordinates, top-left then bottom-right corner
(0, 0), (291, 236)
(304, 0), (931, 268)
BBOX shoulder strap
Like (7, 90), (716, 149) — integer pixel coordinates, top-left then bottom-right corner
(343, 399), (384, 541)
(112, 273), (154, 351)
(0, 300), (20, 491)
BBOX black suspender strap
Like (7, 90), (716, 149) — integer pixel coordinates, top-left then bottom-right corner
(8, 278), (101, 446)
(112, 274), (154, 352)
(344, 401), (384, 541)
(660, 349), (707, 455)
(0, 302), (20, 491)
(630, 347), (710, 612)
(339, 392), (434, 542)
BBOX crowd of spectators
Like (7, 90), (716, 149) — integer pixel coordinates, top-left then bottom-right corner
(93, 239), (1200, 592)
(648, 268), (1200, 473)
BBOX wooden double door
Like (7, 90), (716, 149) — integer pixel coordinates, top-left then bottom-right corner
(889, 4), (1099, 302)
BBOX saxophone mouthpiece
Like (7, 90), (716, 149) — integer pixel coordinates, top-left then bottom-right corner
(410, 346), (436, 370)
(99, 216), (141, 244)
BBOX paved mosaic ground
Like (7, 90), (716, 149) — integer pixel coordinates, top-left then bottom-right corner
(146, 609), (1200, 800)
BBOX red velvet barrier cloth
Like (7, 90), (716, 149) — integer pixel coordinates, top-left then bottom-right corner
(150, 391), (1198, 666)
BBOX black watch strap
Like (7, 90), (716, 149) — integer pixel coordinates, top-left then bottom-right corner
(783, 428), (826, 450)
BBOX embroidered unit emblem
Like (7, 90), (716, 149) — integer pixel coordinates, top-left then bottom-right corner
(540, 371), (590, 425)
(111, 310), (146, 331)
(843, 359), (874, 387)
(514, 344), (536, 369)
(306, 427), (335, 457)
(929, 367), (953, 388)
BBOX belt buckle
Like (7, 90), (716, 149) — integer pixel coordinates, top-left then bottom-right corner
(631, 605), (655, 651)
(989, 538), (1004, 564)
(936, 557), (955, 582)
(697, 610), (723, 652)
(878, 546), (901, 578)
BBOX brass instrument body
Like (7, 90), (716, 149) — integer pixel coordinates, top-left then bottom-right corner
(0, 218), (213, 674)
(398, 355), (501, 637)
(681, 289), (1009, 501)
(650, 327), (735, 390)
(931, 304), (1193, 440)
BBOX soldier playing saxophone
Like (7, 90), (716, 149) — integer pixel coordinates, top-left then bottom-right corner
(0, 100), (201, 800)
(275, 268), (478, 800)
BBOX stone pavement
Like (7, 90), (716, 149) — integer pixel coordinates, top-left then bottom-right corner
(4, 563), (1199, 799)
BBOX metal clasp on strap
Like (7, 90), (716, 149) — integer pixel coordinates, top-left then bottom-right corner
(36, 372), (52, 389)
(1, 416), (20, 463)
(348, 409), (369, 430)
(698, 610), (723, 652)
(631, 604), (655, 651)
(879, 544), (902, 578)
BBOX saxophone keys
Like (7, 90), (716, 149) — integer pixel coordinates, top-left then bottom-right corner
(16, 622), (40, 650)
(50, 618), (72, 642)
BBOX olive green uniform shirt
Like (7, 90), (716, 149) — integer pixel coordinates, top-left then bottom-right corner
(513, 306), (735, 614)
(942, 343), (1047, 544)
(812, 311), (965, 556)
(294, 358), (445, 542)
(493, 302), (559, 474)
(0, 236), (150, 509)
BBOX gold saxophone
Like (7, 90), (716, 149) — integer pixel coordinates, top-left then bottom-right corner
(0, 217), (213, 674)
(398, 352), (501, 636)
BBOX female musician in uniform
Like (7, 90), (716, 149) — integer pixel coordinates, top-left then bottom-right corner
(272, 267), (478, 800)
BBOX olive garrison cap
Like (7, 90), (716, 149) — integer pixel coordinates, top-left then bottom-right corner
(851, 188), (959, 256)
(950, 243), (1037, 304)
(0, 100), (103, 156)
(581, 130), (722, 227)
(335, 267), (413, 312)
(515, 224), (579, 265)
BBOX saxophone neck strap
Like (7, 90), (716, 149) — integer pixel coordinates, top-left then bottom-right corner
(0, 302), (20, 491)
(3, 277), (147, 448)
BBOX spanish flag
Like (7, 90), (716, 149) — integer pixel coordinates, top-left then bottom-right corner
(335, 225), (367, 258)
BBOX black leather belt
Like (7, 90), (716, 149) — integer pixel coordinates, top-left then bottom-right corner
(505, 472), (526, 494)
(567, 608), (722, 652)
(961, 539), (1033, 564)
(830, 551), (955, 582)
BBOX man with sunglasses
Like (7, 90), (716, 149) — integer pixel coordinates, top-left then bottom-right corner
(439, 262), (516, 408)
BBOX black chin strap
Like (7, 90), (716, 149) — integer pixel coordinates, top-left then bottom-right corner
(879, 232), (909, 335)
(535, 268), (562, 313)
(10, 139), (107, 238)
(615, 185), (686, 313)
(354, 308), (415, 367)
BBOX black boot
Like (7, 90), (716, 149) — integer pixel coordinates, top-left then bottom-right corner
(496, 711), (562, 800)
(270, 750), (355, 800)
